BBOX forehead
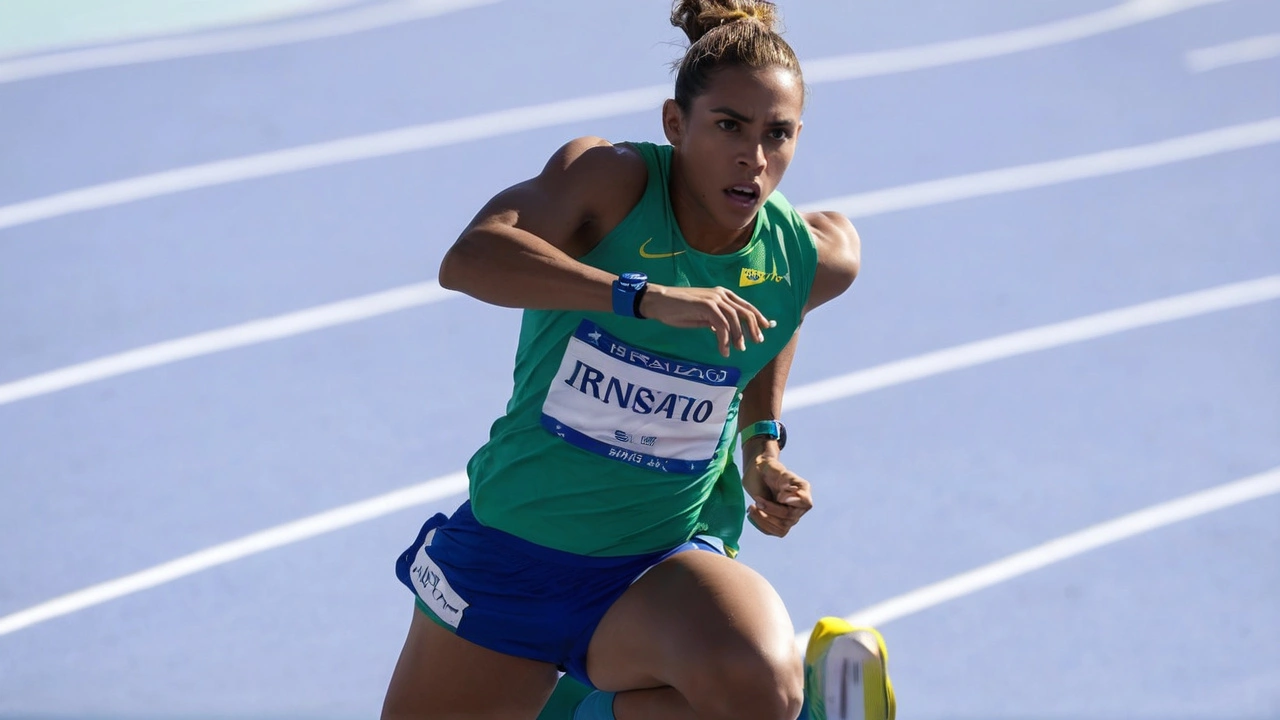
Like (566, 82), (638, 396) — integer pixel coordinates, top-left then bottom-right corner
(691, 65), (804, 119)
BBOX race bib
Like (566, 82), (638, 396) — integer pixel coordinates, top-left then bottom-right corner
(541, 320), (740, 474)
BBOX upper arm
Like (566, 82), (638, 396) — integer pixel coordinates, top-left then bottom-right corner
(458, 137), (647, 258)
(802, 210), (861, 315)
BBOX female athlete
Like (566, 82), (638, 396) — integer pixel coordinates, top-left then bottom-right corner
(382, 2), (894, 718)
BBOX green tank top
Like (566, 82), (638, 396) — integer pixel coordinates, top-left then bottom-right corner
(467, 142), (819, 556)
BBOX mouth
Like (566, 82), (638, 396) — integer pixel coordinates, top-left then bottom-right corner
(723, 182), (761, 210)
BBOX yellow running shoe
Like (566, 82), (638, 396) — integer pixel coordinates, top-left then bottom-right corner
(801, 617), (896, 720)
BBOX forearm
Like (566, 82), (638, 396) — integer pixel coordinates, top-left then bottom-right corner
(438, 225), (616, 312)
(738, 329), (799, 463)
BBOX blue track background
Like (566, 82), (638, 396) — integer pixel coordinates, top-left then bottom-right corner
(1, 1), (1277, 718)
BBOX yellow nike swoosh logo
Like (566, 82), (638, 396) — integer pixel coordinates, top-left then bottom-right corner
(639, 238), (685, 259)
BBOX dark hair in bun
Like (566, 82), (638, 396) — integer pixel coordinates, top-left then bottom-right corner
(670, 1), (803, 111)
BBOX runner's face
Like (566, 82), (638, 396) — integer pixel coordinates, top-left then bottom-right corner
(666, 65), (804, 233)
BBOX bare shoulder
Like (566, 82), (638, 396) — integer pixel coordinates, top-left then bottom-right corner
(801, 210), (861, 314)
(538, 136), (648, 216)
(463, 137), (648, 257)
(543, 136), (646, 177)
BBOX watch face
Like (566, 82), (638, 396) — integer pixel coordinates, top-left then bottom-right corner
(619, 272), (648, 290)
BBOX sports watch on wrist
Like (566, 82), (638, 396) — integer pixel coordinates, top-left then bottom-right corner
(612, 272), (649, 319)
(741, 419), (786, 450)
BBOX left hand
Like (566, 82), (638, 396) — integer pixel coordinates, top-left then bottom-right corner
(743, 454), (813, 537)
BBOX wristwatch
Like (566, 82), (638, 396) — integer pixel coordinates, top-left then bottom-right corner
(612, 272), (649, 319)
(741, 420), (786, 450)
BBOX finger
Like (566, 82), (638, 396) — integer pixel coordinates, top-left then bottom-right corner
(721, 291), (767, 344)
(741, 292), (772, 335)
(771, 484), (813, 510)
(753, 496), (807, 522)
(709, 305), (733, 357)
(719, 293), (760, 345)
(766, 474), (812, 505)
(735, 291), (773, 340)
(747, 489), (798, 517)
(747, 505), (788, 537)
(735, 301), (765, 345)
(746, 510), (783, 537)
(772, 496), (812, 516)
(755, 496), (805, 517)
(717, 297), (748, 352)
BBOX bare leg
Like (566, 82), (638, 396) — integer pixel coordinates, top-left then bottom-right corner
(613, 686), (699, 719)
(586, 550), (803, 720)
(382, 606), (560, 720)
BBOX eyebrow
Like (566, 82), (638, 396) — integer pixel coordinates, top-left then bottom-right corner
(709, 106), (797, 128)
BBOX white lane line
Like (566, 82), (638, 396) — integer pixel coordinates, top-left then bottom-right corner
(1186, 33), (1280, 72)
(0, 0), (365, 62)
(803, 0), (1230, 82)
(0, 0), (500, 85)
(1, 276), (1276, 638)
(807, 467), (1280, 642)
(0, 85), (669, 233)
(783, 275), (1280, 411)
(3, 119), (1277, 407)
(0, 281), (457, 406)
(0, 0), (1230, 233)
(807, 117), (1280, 219)
(0, 473), (469, 637)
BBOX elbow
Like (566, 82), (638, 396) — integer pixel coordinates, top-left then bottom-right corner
(841, 221), (862, 285)
(437, 235), (478, 292)
(437, 248), (462, 291)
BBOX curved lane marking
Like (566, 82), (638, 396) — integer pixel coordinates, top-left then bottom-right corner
(802, 0), (1229, 82)
(0, 0), (501, 85)
(782, 275), (1280, 411)
(0, 281), (457, 406)
(1185, 33), (1280, 72)
(2, 117), (1276, 407)
(0, 276), (1276, 637)
(0, 0), (1232, 232)
(0, 473), (469, 637)
(792, 467), (1280, 646)
(804, 118), (1280, 219)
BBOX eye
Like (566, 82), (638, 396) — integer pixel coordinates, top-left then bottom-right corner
(768, 128), (792, 141)
(716, 119), (739, 131)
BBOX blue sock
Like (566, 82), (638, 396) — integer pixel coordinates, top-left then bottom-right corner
(572, 690), (617, 720)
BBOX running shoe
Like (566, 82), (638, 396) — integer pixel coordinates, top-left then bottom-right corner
(800, 617), (895, 720)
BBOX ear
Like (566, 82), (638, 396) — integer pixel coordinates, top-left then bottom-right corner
(662, 99), (684, 146)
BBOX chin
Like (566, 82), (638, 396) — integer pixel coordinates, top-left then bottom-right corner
(724, 205), (759, 228)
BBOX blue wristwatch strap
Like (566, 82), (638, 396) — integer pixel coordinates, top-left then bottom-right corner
(741, 420), (786, 450)
(612, 273), (648, 319)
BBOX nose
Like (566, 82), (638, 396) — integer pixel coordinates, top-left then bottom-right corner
(738, 141), (766, 173)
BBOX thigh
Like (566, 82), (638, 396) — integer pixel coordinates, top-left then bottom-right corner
(382, 605), (559, 720)
(585, 548), (800, 695)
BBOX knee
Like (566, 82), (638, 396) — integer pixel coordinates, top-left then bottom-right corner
(689, 642), (804, 720)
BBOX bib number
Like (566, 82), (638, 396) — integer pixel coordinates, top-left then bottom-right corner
(541, 320), (740, 474)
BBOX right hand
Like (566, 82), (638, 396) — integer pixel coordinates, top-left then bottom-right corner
(743, 453), (813, 538)
(639, 284), (772, 357)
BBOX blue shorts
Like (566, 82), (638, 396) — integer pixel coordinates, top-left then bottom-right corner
(395, 501), (724, 688)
